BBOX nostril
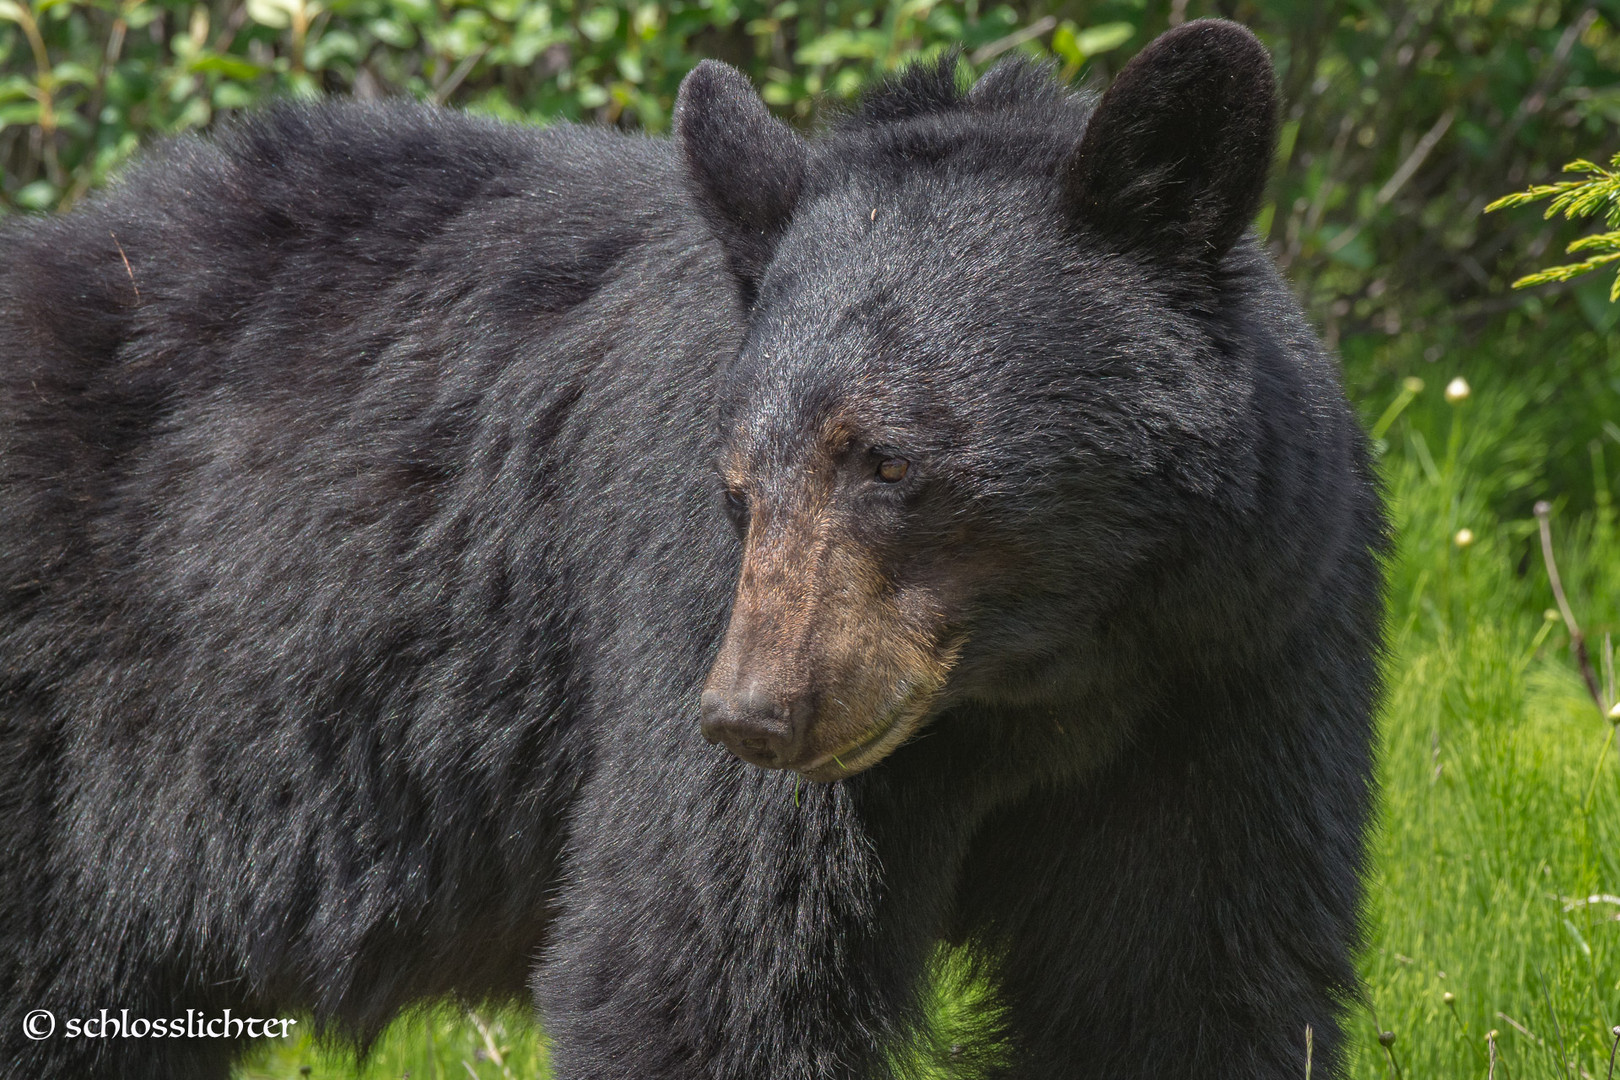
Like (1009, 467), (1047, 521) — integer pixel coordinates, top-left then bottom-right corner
(698, 687), (803, 767)
(728, 730), (782, 767)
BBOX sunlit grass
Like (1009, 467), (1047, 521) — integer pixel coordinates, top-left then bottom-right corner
(1340, 378), (1620, 1079)
(236, 1005), (550, 1080)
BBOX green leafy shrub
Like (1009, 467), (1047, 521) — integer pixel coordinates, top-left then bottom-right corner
(0, 0), (1142, 215)
(6, 2), (1618, 510)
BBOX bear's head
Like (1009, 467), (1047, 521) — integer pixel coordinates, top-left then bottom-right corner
(679, 20), (1279, 780)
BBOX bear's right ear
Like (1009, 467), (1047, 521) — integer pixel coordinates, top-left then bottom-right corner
(1062, 19), (1277, 265)
(674, 60), (807, 301)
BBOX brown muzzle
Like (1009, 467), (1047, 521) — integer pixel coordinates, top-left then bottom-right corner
(700, 498), (955, 779)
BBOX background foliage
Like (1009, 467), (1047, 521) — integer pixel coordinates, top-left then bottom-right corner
(4, 0), (1619, 503)
(4, 2), (1620, 1078)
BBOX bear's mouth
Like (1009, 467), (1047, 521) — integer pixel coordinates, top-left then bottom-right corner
(795, 684), (936, 782)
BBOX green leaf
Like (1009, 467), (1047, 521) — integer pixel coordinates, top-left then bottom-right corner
(794, 28), (886, 65)
(1050, 22), (1082, 66)
(0, 98), (40, 127)
(0, 74), (33, 102)
(123, 3), (158, 29)
(15, 179), (57, 210)
(1072, 21), (1133, 57)
(1566, 230), (1620, 255)
(246, 0), (300, 30)
(212, 82), (256, 110)
(188, 53), (268, 80)
(49, 62), (99, 87)
(305, 29), (361, 69)
(1484, 190), (1542, 213)
(578, 7), (619, 43)
(366, 16), (416, 49)
(386, 0), (433, 23)
(1323, 226), (1374, 270)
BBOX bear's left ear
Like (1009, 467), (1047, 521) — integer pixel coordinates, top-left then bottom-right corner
(1062, 19), (1277, 264)
(674, 60), (807, 301)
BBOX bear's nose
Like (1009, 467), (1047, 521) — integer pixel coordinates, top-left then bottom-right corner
(700, 686), (809, 769)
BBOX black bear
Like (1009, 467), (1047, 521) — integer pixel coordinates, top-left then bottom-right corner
(0, 19), (1385, 1080)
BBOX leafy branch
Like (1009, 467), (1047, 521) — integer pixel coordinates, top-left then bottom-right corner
(1487, 153), (1620, 301)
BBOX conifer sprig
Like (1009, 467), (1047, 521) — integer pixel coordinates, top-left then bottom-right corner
(1487, 153), (1620, 300)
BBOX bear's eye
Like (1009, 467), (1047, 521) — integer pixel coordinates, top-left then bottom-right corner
(875, 457), (909, 484)
(723, 487), (749, 532)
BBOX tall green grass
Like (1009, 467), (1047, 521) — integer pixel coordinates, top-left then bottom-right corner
(237, 1005), (550, 1079)
(1344, 364), (1620, 1080)
(235, 350), (1620, 1079)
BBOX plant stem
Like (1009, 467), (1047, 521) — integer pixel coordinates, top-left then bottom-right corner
(1534, 501), (1606, 711)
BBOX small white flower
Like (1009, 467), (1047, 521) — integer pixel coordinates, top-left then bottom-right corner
(1453, 528), (1475, 548)
(1445, 376), (1471, 403)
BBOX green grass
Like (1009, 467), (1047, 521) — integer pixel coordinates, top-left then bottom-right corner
(1342, 368), (1620, 1079)
(234, 352), (1620, 1080)
(236, 1006), (550, 1080)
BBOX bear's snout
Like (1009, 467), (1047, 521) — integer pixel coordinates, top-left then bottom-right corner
(701, 510), (956, 780)
(699, 684), (812, 769)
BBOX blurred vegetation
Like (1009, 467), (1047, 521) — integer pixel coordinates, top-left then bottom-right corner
(3, 0), (1618, 510)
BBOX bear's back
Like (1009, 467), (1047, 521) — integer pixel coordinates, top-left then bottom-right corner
(0, 102), (730, 700)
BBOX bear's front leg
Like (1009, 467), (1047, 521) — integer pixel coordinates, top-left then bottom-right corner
(953, 667), (1375, 1079)
(533, 747), (973, 1080)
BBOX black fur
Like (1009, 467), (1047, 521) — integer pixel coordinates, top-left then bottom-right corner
(1064, 20), (1280, 262)
(0, 20), (1384, 1079)
(674, 58), (806, 299)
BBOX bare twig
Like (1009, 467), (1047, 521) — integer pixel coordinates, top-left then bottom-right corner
(8, 0), (63, 186)
(1324, 109), (1454, 257)
(1535, 501), (1606, 711)
(432, 45), (488, 105)
(969, 16), (1056, 65)
(211, 1), (252, 57)
(1376, 109), (1456, 207)
(1489, 7), (1597, 170)
(465, 1010), (515, 1080)
(64, 8), (129, 209)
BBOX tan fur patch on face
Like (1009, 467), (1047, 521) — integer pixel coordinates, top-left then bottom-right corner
(705, 436), (958, 778)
